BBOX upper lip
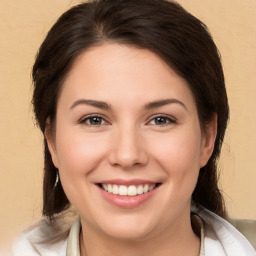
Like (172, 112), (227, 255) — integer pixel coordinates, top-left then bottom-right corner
(96, 179), (160, 186)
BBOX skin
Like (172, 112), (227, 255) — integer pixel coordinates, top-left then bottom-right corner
(46, 43), (217, 256)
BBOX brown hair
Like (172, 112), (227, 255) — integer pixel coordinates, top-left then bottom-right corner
(32, 0), (229, 219)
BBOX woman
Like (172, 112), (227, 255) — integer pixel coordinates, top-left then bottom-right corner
(12, 0), (255, 255)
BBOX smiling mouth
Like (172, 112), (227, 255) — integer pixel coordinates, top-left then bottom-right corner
(98, 183), (161, 196)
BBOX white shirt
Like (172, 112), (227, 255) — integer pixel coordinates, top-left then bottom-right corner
(11, 208), (256, 256)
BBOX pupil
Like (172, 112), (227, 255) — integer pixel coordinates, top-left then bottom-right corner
(156, 117), (166, 124)
(91, 117), (101, 125)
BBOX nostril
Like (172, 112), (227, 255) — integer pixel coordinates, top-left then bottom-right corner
(107, 135), (149, 169)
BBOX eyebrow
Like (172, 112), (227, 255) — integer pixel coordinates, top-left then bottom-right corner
(70, 98), (187, 111)
(144, 99), (187, 110)
(70, 99), (111, 110)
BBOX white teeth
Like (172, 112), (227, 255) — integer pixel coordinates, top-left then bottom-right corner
(149, 184), (156, 191)
(137, 185), (144, 195)
(143, 184), (149, 193)
(119, 185), (128, 195)
(107, 184), (113, 193)
(128, 185), (137, 196)
(112, 185), (119, 194)
(101, 183), (157, 196)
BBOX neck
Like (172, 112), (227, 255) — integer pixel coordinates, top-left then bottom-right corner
(79, 213), (200, 256)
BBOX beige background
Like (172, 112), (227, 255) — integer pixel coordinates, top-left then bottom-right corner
(0, 0), (255, 250)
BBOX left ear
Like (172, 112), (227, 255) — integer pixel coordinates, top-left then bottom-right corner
(200, 114), (217, 167)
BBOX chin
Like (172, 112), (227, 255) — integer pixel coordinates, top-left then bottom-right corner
(94, 213), (160, 242)
(104, 225), (154, 242)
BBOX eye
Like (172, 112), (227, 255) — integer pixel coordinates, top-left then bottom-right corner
(148, 115), (175, 126)
(80, 115), (108, 126)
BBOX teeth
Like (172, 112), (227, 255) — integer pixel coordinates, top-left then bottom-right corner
(112, 185), (119, 195)
(101, 183), (157, 196)
(143, 184), (149, 193)
(128, 185), (136, 196)
(149, 184), (156, 191)
(119, 185), (127, 195)
(108, 184), (113, 193)
(137, 185), (144, 195)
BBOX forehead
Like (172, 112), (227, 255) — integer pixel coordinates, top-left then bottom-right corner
(59, 43), (195, 110)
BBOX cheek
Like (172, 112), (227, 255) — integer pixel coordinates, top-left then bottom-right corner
(54, 128), (111, 210)
(153, 131), (201, 168)
(55, 128), (109, 176)
(149, 128), (202, 191)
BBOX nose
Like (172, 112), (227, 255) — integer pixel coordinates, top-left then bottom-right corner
(108, 127), (149, 169)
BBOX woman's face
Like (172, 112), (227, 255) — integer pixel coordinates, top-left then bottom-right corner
(46, 43), (216, 241)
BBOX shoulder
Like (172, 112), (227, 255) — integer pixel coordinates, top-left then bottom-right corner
(195, 208), (256, 255)
(228, 218), (256, 250)
(12, 218), (71, 256)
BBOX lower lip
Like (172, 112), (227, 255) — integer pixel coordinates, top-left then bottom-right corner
(98, 186), (159, 208)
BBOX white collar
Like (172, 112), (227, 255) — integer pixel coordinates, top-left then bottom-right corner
(194, 208), (255, 256)
(66, 217), (81, 256)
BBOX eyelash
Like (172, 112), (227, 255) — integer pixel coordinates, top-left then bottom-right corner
(79, 114), (176, 127)
(79, 114), (109, 126)
(147, 115), (176, 126)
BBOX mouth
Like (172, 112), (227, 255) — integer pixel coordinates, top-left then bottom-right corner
(96, 180), (162, 208)
(97, 183), (161, 197)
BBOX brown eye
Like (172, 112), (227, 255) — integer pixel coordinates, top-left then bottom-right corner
(81, 116), (107, 126)
(155, 117), (168, 125)
(149, 116), (175, 126)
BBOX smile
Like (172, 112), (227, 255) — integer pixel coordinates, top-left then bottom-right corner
(101, 184), (157, 196)
(97, 180), (161, 208)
